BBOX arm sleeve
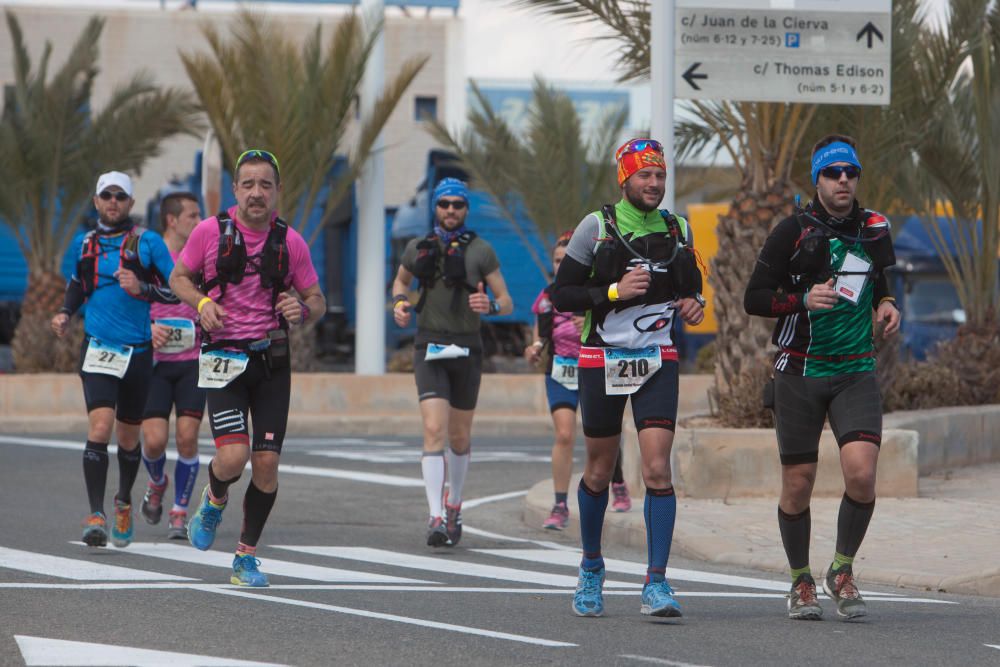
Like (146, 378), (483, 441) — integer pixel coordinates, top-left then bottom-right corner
(551, 255), (611, 312)
(60, 278), (86, 315)
(140, 234), (179, 304)
(872, 271), (892, 307)
(743, 218), (809, 317)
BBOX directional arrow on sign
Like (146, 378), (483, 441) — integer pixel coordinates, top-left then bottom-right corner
(683, 62), (708, 90)
(857, 21), (884, 48)
(15, 635), (288, 667)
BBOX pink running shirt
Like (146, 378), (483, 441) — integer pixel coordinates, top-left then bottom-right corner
(178, 206), (319, 342)
(152, 248), (201, 362)
(532, 287), (582, 359)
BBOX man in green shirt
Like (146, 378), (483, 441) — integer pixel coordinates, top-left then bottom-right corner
(391, 178), (513, 548)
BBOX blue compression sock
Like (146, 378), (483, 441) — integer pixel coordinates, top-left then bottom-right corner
(644, 487), (677, 583)
(142, 452), (167, 485)
(578, 480), (609, 570)
(174, 455), (200, 509)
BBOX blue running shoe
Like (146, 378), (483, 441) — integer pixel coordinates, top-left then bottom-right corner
(231, 553), (269, 587)
(572, 566), (605, 617)
(110, 500), (133, 548)
(188, 486), (226, 551)
(641, 579), (683, 617)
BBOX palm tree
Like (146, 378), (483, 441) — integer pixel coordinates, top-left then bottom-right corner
(0, 11), (203, 372)
(426, 76), (627, 283)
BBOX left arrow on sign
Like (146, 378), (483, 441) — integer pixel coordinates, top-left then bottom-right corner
(15, 635), (289, 667)
(683, 62), (708, 90)
(856, 22), (884, 48)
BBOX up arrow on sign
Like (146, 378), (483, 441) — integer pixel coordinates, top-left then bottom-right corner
(857, 21), (884, 48)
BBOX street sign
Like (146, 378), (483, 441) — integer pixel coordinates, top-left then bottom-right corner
(674, 0), (892, 105)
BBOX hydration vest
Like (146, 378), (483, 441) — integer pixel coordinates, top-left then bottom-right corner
(200, 211), (290, 310)
(77, 223), (152, 296)
(410, 230), (478, 313)
(790, 204), (895, 283)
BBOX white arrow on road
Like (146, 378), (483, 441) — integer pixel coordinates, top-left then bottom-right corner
(15, 635), (287, 666)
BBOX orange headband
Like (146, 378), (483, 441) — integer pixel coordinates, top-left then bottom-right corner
(616, 139), (666, 186)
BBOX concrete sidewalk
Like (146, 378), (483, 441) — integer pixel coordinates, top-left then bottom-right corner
(523, 462), (1000, 598)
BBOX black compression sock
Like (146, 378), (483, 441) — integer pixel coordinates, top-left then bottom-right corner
(778, 506), (811, 572)
(115, 445), (142, 505)
(240, 482), (278, 548)
(835, 493), (876, 558)
(207, 461), (240, 503)
(82, 441), (109, 515)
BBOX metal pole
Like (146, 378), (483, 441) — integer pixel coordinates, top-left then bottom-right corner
(651, 0), (676, 212)
(356, 0), (386, 375)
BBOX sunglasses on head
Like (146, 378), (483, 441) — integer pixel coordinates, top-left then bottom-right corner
(99, 191), (130, 202)
(616, 139), (664, 162)
(820, 165), (861, 181)
(436, 199), (467, 210)
(235, 149), (281, 176)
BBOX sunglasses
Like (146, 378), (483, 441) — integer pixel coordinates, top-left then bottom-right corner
(819, 165), (861, 180)
(236, 149), (281, 176)
(98, 191), (130, 202)
(436, 199), (467, 210)
(616, 139), (664, 162)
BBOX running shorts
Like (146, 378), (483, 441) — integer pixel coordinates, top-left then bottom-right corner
(78, 337), (153, 425)
(544, 375), (579, 413)
(412, 345), (483, 411)
(143, 359), (206, 421)
(206, 353), (290, 453)
(578, 360), (679, 438)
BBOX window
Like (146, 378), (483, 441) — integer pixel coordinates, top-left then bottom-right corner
(415, 96), (438, 122)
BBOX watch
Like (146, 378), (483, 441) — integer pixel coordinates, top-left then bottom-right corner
(693, 293), (706, 308)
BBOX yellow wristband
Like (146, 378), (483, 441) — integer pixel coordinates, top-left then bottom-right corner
(197, 296), (213, 313)
(608, 282), (619, 302)
(879, 296), (896, 305)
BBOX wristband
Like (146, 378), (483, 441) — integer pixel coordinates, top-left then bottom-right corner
(532, 340), (544, 349)
(608, 283), (620, 302)
(298, 299), (311, 322)
(878, 296), (896, 305)
(488, 299), (500, 315)
(197, 296), (213, 314)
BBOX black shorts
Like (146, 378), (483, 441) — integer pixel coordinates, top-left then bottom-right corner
(206, 354), (290, 453)
(773, 370), (882, 465)
(412, 346), (483, 411)
(578, 361), (680, 439)
(143, 359), (207, 421)
(78, 337), (153, 425)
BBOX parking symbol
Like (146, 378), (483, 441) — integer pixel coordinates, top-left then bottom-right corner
(786, 32), (800, 48)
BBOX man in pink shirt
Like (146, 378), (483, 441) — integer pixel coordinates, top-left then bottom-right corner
(139, 191), (205, 540)
(169, 149), (325, 587)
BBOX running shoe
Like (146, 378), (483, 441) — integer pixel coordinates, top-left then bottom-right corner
(788, 573), (823, 620)
(823, 564), (867, 619)
(572, 566), (605, 617)
(188, 485), (226, 551)
(445, 502), (462, 546)
(640, 579), (683, 617)
(611, 481), (631, 512)
(166, 509), (188, 540)
(140, 475), (169, 525)
(231, 553), (269, 587)
(426, 516), (449, 548)
(82, 512), (108, 548)
(542, 503), (570, 530)
(110, 499), (133, 548)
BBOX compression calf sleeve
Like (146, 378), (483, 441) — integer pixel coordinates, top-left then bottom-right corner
(173, 455), (200, 509)
(142, 451), (167, 485)
(578, 480), (609, 570)
(115, 445), (142, 505)
(778, 506), (811, 573)
(421, 452), (446, 518)
(82, 440), (110, 515)
(240, 481), (277, 548)
(445, 448), (470, 506)
(835, 493), (876, 559)
(644, 487), (677, 582)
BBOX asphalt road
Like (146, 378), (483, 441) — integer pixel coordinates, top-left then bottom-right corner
(2, 432), (999, 667)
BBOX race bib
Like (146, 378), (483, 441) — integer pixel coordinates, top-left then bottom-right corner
(156, 318), (196, 354)
(603, 346), (661, 396)
(834, 253), (871, 305)
(82, 339), (133, 378)
(198, 349), (249, 388)
(551, 355), (579, 391)
(425, 343), (470, 361)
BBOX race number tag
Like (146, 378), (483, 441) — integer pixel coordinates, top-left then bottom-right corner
(603, 346), (661, 396)
(198, 349), (249, 388)
(156, 318), (196, 354)
(551, 355), (579, 391)
(834, 253), (871, 305)
(82, 339), (134, 378)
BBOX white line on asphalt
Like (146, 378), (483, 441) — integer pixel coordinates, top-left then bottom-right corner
(15, 635), (288, 667)
(986, 644), (1000, 650)
(0, 546), (195, 582)
(274, 546), (638, 589)
(461, 525), (578, 552)
(101, 542), (435, 584)
(620, 654), (715, 667)
(190, 584), (577, 648)
(462, 490), (529, 508)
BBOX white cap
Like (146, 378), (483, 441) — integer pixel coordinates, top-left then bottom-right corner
(95, 171), (134, 197)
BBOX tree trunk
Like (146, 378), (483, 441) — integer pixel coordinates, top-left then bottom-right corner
(289, 321), (320, 372)
(12, 270), (84, 372)
(709, 182), (794, 427)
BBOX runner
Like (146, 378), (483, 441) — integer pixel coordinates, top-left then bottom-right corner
(51, 171), (178, 549)
(744, 134), (900, 620)
(551, 138), (705, 618)
(139, 191), (206, 540)
(526, 233), (631, 531)
(391, 177), (513, 547)
(169, 149), (325, 587)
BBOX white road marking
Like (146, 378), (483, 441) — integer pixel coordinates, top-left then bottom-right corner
(102, 542), (434, 584)
(462, 489), (529, 508)
(461, 525), (578, 551)
(15, 635), (286, 666)
(0, 546), (194, 582)
(308, 449), (550, 464)
(620, 654), (715, 667)
(192, 585), (576, 647)
(986, 644), (1000, 650)
(274, 546), (638, 589)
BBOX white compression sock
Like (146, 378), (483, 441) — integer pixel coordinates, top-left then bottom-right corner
(445, 448), (470, 506)
(421, 453), (446, 518)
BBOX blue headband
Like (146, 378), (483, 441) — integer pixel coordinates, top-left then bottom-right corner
(432, 177), (469, 205)
(811, 141), (862, 185)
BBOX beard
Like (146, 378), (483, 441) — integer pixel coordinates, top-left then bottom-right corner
(623, 182), (664, 212)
